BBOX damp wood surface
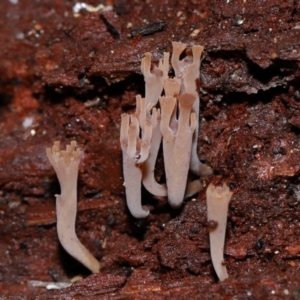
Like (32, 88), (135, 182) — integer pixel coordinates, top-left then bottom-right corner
(0, 0), (300, 298)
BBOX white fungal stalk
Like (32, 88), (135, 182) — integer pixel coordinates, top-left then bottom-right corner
(206, 182), (233, 281)
(159, 93), (196, 208)
(172, 42), (213, 176)
(139, 52), (169, 197)
(136, 95), (167, 197)
(141, 52), (169, 112)
(120, 113), (152, 218)
(46, 141), (100, 274)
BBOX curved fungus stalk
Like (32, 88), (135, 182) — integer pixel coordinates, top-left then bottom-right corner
(46, 141), (100, 274)
(135, 95), (167, 197)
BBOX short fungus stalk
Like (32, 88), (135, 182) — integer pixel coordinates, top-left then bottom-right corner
(120, 112), (152, 218)
(46, 141), (100, 274)
(206, 182), (233, 281)
(141, 51), (169, 112)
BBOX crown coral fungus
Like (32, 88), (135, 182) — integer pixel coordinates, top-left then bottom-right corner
(206, 182), (233, 281)
(120, 42), (212, 215)
(46, 141), (100, 274)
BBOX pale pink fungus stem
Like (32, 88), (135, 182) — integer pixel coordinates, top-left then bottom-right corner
(46, 141), (100, 274)
(206, 182), (233, 281)
(139, 52), (169, 197)
(120, 113), (152, 218)
(172, 42), (212, 176)
(159, 93), (196, 207)
(141, 52), (169, 112)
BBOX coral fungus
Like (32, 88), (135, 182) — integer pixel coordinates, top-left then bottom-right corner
(46, 141), (100, 274)
(206, 183), (233, 281)
(120, 113), (153, 218)
(159, 92), (196, 208)
(120, 42), (212, 215)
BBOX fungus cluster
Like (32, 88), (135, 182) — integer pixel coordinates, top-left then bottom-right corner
(120, 42), (233, 282)
(45, 43), (232, 282)
(120, 42), (213, 218)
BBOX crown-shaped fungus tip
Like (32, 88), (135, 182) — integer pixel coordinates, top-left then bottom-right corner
(172, 41), (187, 55)
(159, 96), (177, 118)
(141, 52), (152, 77)
(163, 78), (181, 97)
(178, 93), (195, 109)
(192, 44), (204, 59)
(46, 140), (82, 174)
